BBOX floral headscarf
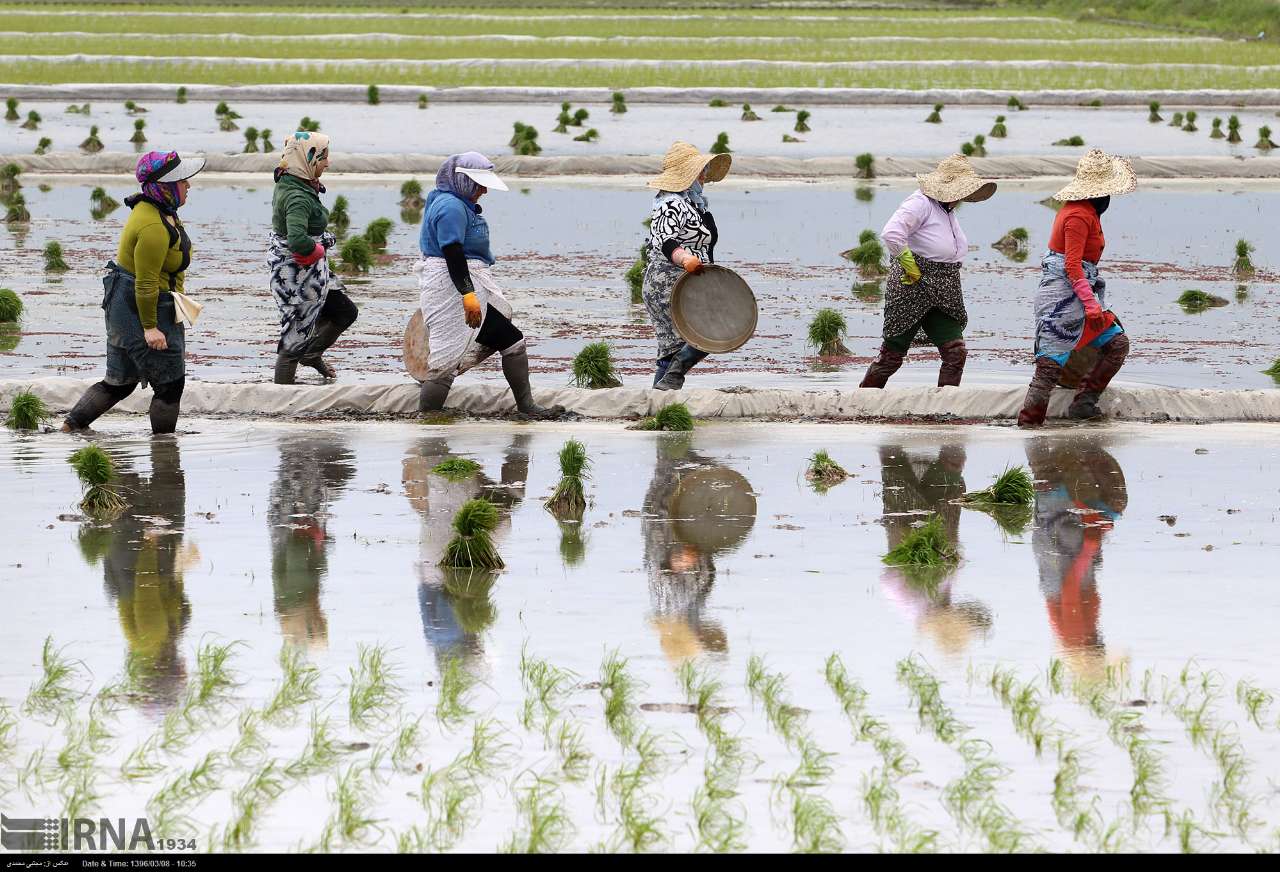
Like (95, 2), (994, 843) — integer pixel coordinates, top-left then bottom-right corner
(135, 150), (184, 212)
(277, 131), (331, 191)
(434, 151), (493, 202)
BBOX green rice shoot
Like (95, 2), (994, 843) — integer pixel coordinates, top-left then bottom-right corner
(855, 152), (875, 179)
(6, 389), (49, 430)
(1232, 239), (1255, 276)
(961, 465), (1034, 506)
(339, 235), (372, 273)
(710, 132), (731, 154)
(431, 457), (481, 480)
(0, 287), (22, 322)
(546, 439), (590, 515)
(1262, 358), (1280, 380)
(808, 308), (850, 357)
(883, 516), (958, 568)
(634, 402), (694, 432)
(806, 449), (849, 490)
(1177, 289), (1228, 312)
(990, 115), (1008, 137)
(925, 102), (943, 123)
(68, 444), (128, 518)
(571, 341), (622, 389)
(440, 498), (504, 569)
(362, 217), (393, 251)
(1147, 101), (1162, 122)
(44, 241), (69, 272)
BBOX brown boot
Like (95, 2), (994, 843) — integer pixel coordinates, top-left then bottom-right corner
(936, 339), (967, 387)
(1018, 357), (1065, 428)
(860, 344), (906, 389)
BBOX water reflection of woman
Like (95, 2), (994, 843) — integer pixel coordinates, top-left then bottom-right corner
(267, 434), (356, 650)
(878, 443), (993, 654)
(402, 435), (529, 671)
(641, 436), (755, 664)
(1026, 438), (1127, 680)
(80, 439), (193, 711)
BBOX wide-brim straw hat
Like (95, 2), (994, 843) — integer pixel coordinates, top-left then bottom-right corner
(648, 140), (732, 191)
(1054, 148), (1137, 202)
(916, 154), (996, 203)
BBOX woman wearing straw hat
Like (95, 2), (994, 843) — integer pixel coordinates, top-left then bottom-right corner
(644, 141), (732, 390)
(62, 150), (205, 434)
(1017, 148), (1135, 427)
(860, 154), (995, 389)
(415, 152), (564, 418)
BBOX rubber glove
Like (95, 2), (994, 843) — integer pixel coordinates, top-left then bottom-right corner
(682, 254), (703, 274)
(897, 247), (922, 285)
(292, 242), (325, 267)
(1072, 276), (1109, 332)
(462, 292), (482, 328)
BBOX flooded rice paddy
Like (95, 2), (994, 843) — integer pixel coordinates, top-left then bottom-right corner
(3, 419), (1280, 852)
(1, 177), (1276, 390)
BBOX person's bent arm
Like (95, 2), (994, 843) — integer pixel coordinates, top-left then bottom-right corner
(285, 191), (323, 264)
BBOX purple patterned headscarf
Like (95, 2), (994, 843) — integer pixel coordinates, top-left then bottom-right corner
(136, 150), (184, 211)
(434, 152), (493, 202)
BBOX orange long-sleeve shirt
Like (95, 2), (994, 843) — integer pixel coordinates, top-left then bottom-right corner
(1048, 201), (1105, 285)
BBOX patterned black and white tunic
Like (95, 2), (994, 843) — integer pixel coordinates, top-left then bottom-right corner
(642, 191), (719, 359)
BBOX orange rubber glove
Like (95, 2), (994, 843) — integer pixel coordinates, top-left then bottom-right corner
(462, 292), (482, 328)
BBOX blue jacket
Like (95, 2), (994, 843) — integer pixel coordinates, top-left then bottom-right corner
(419, 190), (494, 266)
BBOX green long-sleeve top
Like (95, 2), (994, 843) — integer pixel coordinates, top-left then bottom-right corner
(272, 173), (329, 255)
(117, 199), (190, 329)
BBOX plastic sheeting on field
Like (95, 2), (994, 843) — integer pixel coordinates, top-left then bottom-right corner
(6, 377), (1280, 424)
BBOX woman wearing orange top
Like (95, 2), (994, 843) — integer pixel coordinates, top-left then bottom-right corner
(1018, 149), (1136, 427)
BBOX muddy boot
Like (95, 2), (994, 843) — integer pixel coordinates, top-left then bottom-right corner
(62, 380), (137, 431)
(1067, 391), (1103, 420)
(501, 344), (566, 419)
(1071, 332), (1129, 417)
(418, 374), (455, 413)
(1017, 357), (1065, 428)
(273, 353), (299, 385)
(936, 339), (967, 387)
(299, 317), (345, 380)
(653, 352), (677, 388)
(148, 378), (184, 434)
(654, 344), (708, 391)
(859, 344), (906, 389)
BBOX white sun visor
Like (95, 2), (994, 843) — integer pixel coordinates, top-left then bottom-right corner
(455, 166), (509, 192)
(154, 154), (207, 183)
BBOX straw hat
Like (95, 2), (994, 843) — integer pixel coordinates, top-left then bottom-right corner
(648, 140), (732, 192)
(916, 154), (996, 204)
(1054, 148), (1137, 202)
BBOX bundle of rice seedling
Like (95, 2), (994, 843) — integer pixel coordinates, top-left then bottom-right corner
(853, 280), (882, 303)
(1148, 101), (1162, 122)
(1007, 96), (1027, 111)
(710, 132), (731, 155)
(571, 109), (589, 127)
(68, 444), (128, 518)
(805, 450), (848, 490)
(3, 193), (28, 223)
(855, 153), (875, 179)
(431, 457), (481, 480)
(440, 498), (504, 569)
(363, 218), (394, 252)
(328, 196), (350, 233)
(20, 110), (40, 130)
(1263, 358), (1280, 381)
(418, 94), (429, 110)
(808, 308), (850, 356)
(1182, 110), (1198, 132)
(1168, 112), (1183, 128)
(1227, 115), (1242, 143)
(1087, 99), (1102, 107)
(989, 115), (1008, 137)
(1255, 125), (1277, 150)
(611, 91), (627, 114)
(572, 128), (599, 143)
(883, 516), (957, 568)
(1176, 289), (1228, 312)
(772, 105), (794, 112)
(625, 241), (647, 302)
(5, 390), (48, 430)
(34, 137), (51, 155)
(633, 403), (694, 431)
(741, 104), (761, 121)
(124, 100), (146, 115)
(960, 466), (1033, 506)
(0, 287), (22, 322)
(44, 241), (68, 272)
(0, 163), (19, 195)
(572, 342), (622, 389)
(794, 110), (811, 132)
(961, 141), (975, 157)
(992, 227), (1029, 256)
(841, 229), (886, 277)
(339, 236), (372, 273)
(1232, 239), (1255, 276)
(66, 102), (90, 115)
(79, 125), (104, 153)
(366, 84), (380, 105)
(925, 103), (943, 123)
(1052, 135), (1085, 146)
(1209, 117), (1225, 139)
(242, 127), (259, 153)
(176, 86), (188, 104)
(546, 439), (590, 514)
(782, 134), (801, 143)
(129, 119), (146, 145)
(296, 115), (319, 132)
(4, 97), (18, 121)
(260, 128), (274, 152)
(400, 179), (425, 208)
(512, 124), (542, 155)
(972, 134), (987, 156)
(708, 98), (728, 107)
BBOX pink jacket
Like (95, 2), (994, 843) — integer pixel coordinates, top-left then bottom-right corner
(880, 190), (968, 264)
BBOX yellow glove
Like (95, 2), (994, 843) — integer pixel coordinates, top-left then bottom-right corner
(898, 248), (922, 285)
(461, 292), (482, 328)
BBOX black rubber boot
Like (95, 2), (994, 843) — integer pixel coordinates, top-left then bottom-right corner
(148, 378), (184, 434)
(653, 352), (677, 388)
(654, 344), (708, 391)
(1067, 391), (1103, 420)
(62, 380), (137, 431)
(501, 346), (566, 419)
(299, 317), (345, 380)
(418, 374), (455, 413)
(273, 353), (299, 385)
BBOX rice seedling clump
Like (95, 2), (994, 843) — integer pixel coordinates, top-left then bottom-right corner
(571, 342), (622, 389)
(511, 123), (542, 156)
(417, 94), (429, 110)
(1177, 289), (1228, 312)
(1263, 358), (1280, 380)
(1255, 125), (1277, 150)
(572, 128), (599, 143)
(794, 110), (812, 132)
(363, 218), (393, 251)
(855, 153), (875, 179)
(441, 498), (504, 569)
(925, 103), (943, 123)
(546, 439), (590, 515)
(21, 110), (40, 130)
(611, 91), (627, 114)
(634, 403), (694, 432)
(4, 97), (17, 121)
(808, 308), (850, 357)
(741, 104), (760, 121)
(431, 457), (481, 481)
(68, 444), (128, 518)
(176, 86), (187, 104)
(129, 119), (146, 144)
(0, 287), (21, 322)
(992, 227), (1029, 260)
(90, 187), (119, 212)
(710, 132), (731, 155)
(708, 98), (728, 108)
(34, 137), (51, 155)
(1169, 112), (1184, 128)
(242, 127), (259, 153)
(806, 450), (849, 490)
(1227, 116), (1242, 143)
(4, 193), (30, 223)
(1182, 110), (1198, 132)
(0, 164), (21, 195)
(400, 179), (424, 208)
(1008, 96), (1027, 111)
(366, 84), (380, 105)
(1148, 101), (1162, 122)
(961, 466), (1034, 506)
(1053, 135), (1085, 146)
(842, 229), (886, 276)
(80, 125), (104, 152)
(339, 236), (372, 273)
(44, 241), (69, 272)
(328, 196), (350, 233)
(883, 516), (958, 568)
(296, 115), (318, 132)
(5, 390), (48, 430)
(1210, 117), (1225, 139)
(989, 115), (1007, 137)
(1232, 239), (1255, 276)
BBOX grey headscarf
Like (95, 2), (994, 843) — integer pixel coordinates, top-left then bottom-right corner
(435, 151), (494, 202)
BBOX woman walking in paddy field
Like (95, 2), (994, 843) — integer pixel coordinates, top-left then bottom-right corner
(1017, 148), (1135, 427)
(859, 154), (995, 389)
(62, 150), (204, 434)
(268, 131), (359, 385)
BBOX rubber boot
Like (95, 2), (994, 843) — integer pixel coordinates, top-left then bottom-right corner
(418, 374), (454, 413)
(501, 346), (566, 419)
(859, 344), (906, 389)
(149, 398), (181, 434)
(62, 380), (137, 431)
(936, 339), (967, 387)
(273, 353), (299, 385)
(653, 352), (677, 388)
(654, 344), (708, 391)
(299, 317), (345, 380)
(1070, 333), (1129, 419)
(1017, 357), (1065, 428)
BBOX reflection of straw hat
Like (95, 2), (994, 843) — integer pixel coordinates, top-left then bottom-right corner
(648, 140), (732, 192)
(916, 154), (996, 204)
(1054, 148), (1137, 202)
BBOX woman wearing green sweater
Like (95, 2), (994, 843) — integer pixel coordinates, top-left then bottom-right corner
(267, 131), (358, 384)
(63, 150), (204, 433)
